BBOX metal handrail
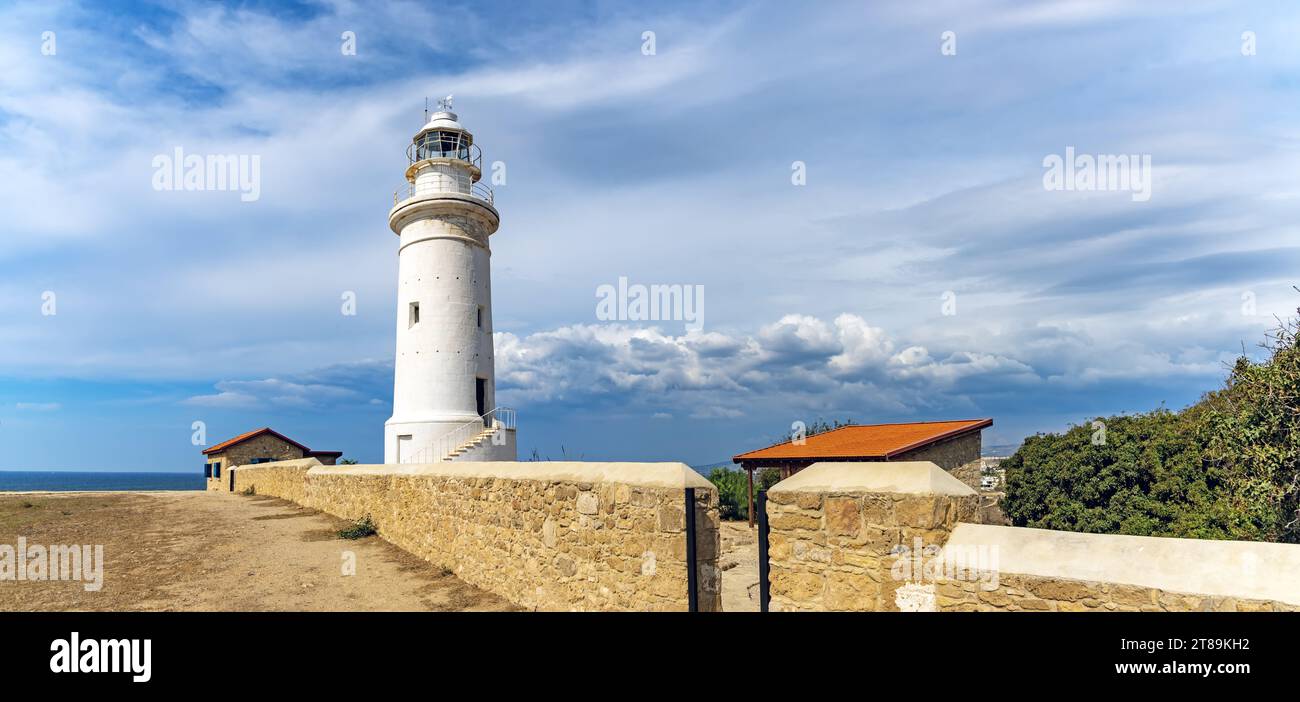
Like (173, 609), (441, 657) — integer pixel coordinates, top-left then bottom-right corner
(400, 407), (517, 464)
(392, 180), (494, 206)
(437, 407), (515, 462)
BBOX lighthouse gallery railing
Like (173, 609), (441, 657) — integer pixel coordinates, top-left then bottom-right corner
(393, 180), (495, 206)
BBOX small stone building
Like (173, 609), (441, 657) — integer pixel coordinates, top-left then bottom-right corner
(732, 419), (991, 525)
(202, 427), (341, 492)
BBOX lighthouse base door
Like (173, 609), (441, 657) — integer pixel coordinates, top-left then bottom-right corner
(396, 435), (412, 463)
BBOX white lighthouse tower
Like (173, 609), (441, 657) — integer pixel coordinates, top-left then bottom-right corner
(384, 98), (516, 464)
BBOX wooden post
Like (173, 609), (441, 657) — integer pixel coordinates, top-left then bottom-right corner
(746, 466), (755, 528)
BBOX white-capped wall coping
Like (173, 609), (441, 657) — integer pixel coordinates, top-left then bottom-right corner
(946, 522), (1300, 606)
(768, 461), (977, 496)
(231, 457), (321, 470)
(304, 461), (714, 490)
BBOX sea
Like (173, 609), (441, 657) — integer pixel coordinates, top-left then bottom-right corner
(0, 471), (205, 492)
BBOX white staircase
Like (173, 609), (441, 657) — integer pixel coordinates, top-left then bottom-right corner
(402, 407), (517, 463)
(444, 424), (501, 460)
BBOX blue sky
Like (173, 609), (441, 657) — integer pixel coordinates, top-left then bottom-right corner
(2, 0), (1299, 471)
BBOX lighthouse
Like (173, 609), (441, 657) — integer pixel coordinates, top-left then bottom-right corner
(384, 98), (516, 464)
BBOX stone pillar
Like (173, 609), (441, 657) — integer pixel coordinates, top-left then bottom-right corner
(765, 461), (978, 611)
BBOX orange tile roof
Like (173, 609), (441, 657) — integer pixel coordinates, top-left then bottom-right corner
(202, 427), (312, 455)
(732, 419), (992, 463)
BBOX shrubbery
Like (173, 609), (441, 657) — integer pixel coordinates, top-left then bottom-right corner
(338, 514), (377, 540)
(1003, 312), (1300, 543)
(709, 467), (782, 521)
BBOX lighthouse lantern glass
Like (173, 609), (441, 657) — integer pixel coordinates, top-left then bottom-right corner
(414, 130), (471, 162)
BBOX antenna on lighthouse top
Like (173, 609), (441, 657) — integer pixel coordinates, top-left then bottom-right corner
(438, 94), (454, 111)
(424, 97), (428, 123)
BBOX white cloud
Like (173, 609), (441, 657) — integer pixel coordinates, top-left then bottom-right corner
(187, 312), (1048, 418)
(184, 377), (363, 410)
(14, 402), (61, 412)
(493, 314), (1037, 415)
(829, 314), (896, 374)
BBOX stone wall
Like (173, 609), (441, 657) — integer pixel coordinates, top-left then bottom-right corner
(230, 458), (316, 502)
(931, 572), (1299, 612)
(766, 461), (1300, 612)
(936, 523), (1300, 612)
(232, 460), (721, 612)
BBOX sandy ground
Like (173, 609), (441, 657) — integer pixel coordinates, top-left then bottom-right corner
(719, 521), (760, 612)
(0, 491), (513, 612)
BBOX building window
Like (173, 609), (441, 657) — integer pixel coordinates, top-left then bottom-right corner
(249, 457), (273, 465)
(476, 306), (483, 328)
(213, 462), (221, 479)
(204, 463), (212, 479)
(409, 301), (420, 328)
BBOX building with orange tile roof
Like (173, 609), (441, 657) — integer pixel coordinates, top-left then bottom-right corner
(202, 428), (341, 492)
(732, 418), (991, 525)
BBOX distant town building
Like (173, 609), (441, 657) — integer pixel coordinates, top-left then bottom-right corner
(979, 456), (1008, 491)
(732, 419), (992, 525)
(202, 428), (340, 492)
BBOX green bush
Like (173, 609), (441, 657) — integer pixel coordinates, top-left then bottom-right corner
(338, 515), (377, 540)
(709, 468), (749, 521)
(708, 467), (785, 521)
(756, 468), (782, 491)
(1003, 311), (1300, 543)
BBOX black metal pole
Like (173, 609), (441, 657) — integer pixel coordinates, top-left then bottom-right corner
(757, 489), (770, 612)
(684, 487), (699, 612)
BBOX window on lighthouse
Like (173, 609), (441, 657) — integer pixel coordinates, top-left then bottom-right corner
(416, 131), (469, 161)
(409, 302), (420, 328)
(439, 132), (459, 155)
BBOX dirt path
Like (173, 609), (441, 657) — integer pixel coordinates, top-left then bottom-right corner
(719, 521), (760, 612)
(0, 491), (513, 612)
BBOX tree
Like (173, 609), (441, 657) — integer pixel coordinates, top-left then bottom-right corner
(772, 416), (854, 444)
(1197, 312), (1300, 542)
(709, 468), (750, 521)
(1002, 309), (1300, 543)
(1001, 410), (1226, 538)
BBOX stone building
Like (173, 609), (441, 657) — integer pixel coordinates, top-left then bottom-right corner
(202, 427), (341, 492)
(732, 419), (991, 525)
